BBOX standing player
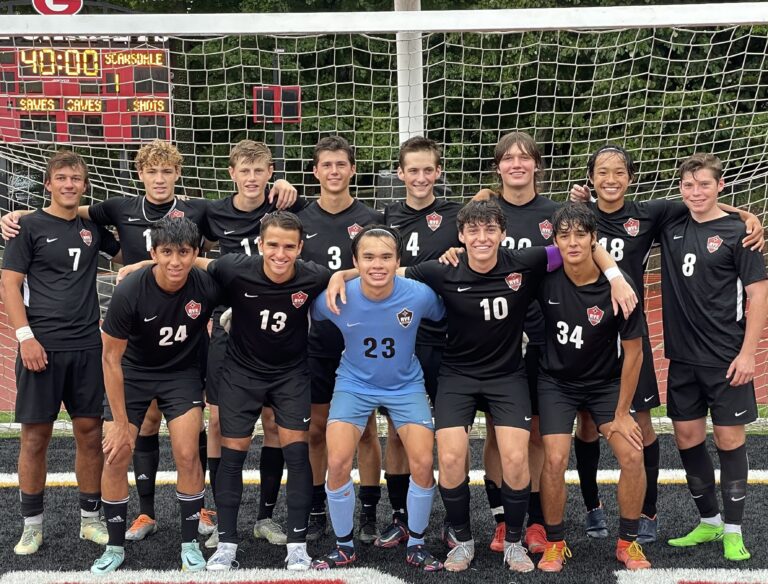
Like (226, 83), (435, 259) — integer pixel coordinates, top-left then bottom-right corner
(536, 202), (650, 573)
(659, 154), (767, 561)
(91, 218), (220, 574)
(297, 136), (384, 542)
(377, 137), (461, 548)
(2, 151), (119, 555)
(311, 226), (446, 571)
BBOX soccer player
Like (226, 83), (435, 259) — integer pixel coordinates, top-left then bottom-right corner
(536, 202), (650, 573)
(568, 145), (764, 543)
(2, 150), (119, 555)
(91, 217), (220, 574)
(660, 154), (767, 561)
(296, 136), (384, 542)
(377, 137), (461, 548)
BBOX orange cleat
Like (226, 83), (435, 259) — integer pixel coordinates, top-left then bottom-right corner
(537, 540), (572, 573)
(524, 523), (547, 554)
(490, 521), (506, 552)
(616, 540), (651, 570)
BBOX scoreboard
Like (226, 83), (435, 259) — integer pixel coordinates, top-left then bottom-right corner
(0, 46), (171, 144)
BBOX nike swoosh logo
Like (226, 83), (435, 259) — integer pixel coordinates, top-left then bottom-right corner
(224, 230), (236, 235)
(692, 494), (704, 499)
(244, 293), (259, 298)
(548, 299), (559, 305)
(144, 316), (158, 322)
(192, 401), (202, 405)
(731, 495), (746, 502)
(306, 233), (318, 239)
(346, 322), (362, 327)
(390, 224), (401, 229)
(457, 287), (472, 292)
(46, 238), (58, 243)
(265, 502), (276, 507)
(293, 527), (307, 533)
(524, 416), (532, 421)
(128, 217), (141, 222)
(643, 396), (654, 403)
(735, 410), (747, 417)
(303, 417), (311, 422)
(673, 235), (683, 239)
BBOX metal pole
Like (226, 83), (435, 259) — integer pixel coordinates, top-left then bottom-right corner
(395, 0), (424, 143)
(272, 49), (285, 175)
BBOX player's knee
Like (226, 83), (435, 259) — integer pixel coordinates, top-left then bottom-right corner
(326, 453), (353, 482)
(21, 430), (51, 457)
(308, 423), (326, 447)
(617, 446), (644, 471)
(544, 449), (569, 474)
(104, 450), (132, 474)
(74, 420), (103, 448)
(408, 452), (434, 483)
(500, 448), (527, 473)
(438, 448), (466, 473)
(174, 447), (201, 476)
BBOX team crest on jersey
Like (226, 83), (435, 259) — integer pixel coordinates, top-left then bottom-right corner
(168, 209), (185, 219)
(505, 272), (522, 291)
(539, 220), (553, 240)
(623, 218), (640, 237)
(291, 290), (308, 308)
(707, 234), (724, 253)
(185, 300), (202, 320)
(348, 223), (363, 239)
(397, 308), (414, 328)
(426, 212), (443, 232)
(587, 305), (604, 326)
(79, 229), (93, 246)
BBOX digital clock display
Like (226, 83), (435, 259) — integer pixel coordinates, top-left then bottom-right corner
(19, 48), (100, 78)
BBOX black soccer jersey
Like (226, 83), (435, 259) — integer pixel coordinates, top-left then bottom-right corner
(406, 247), (549, 379)
(3, 210), (119, 351)
(538, 269), (646, 385)
(205, 194), (308, 257)
(102, 265), (221, 379)
(659, 213), (767, 367)
(207, 254), (331, 374)
(89, 196), (208, 264)
(384, 198), (462, 346)
(297, 199), (383, 358)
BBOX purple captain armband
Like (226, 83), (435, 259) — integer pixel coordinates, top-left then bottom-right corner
(545, 245), (563, 272)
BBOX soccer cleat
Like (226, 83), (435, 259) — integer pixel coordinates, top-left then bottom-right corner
(311, 544), (357, 569)
(80, 516), (109, 545)
(181, 541), (206, 572)
(537, 541), (572, 572)
(125, 514), (158, 541)
(504, 541), (535, 573)
(90, 545), (125, 574)
(723, 532), (751, 561)
(375, 519), (409, 548)
(440, 521), (459, 549)
(636, 514), (658, 544)
(206, 542), (238, 571)
(204, 529), (219, 549)
(443, 539), (474, 572)
(306, 513), (327, 542)
(358, 513), (379, 544)
(585, 504), (609, 538)
(524, 523), (548, 554)
(490, 521), (506, 552)
(406, 544), (444, 571)
(253, 518), (288, 545)
(616, 540), (651, 570)
(667, 521), (724, 547)
(14, 524), (42, 555)
(285, 542), (312, 571)
(198, 508), (217, 536)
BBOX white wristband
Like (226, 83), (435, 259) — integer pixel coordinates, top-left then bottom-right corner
(604, 267), (622, 282)
(16, 326), (34, 343)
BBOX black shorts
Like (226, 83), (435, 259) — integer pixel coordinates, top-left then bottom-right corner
(204, 312), (228, 406)
(103, 375), (204, 430)
(667, 360), (757, 426)
(435, 367), (531, 431)
(525, 343), (542, 416)
(631, 335), (660, 412)
(309, 354), (341, 405)
(538, 373), (623, 436)
(15, 348), (104, 423)
(416, 343), (443, 405)
(219, 361), (311, 438)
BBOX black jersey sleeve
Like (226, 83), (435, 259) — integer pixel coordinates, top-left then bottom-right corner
(88, 197), (124, 227)
(289, 196), (309, 213)
(404, 259), (446, 291)
(97, 224), (121, 257)
(206, 254), (242, 288)
(644, 199), (688, 237)
(734, 229), (768, 288)
(101, 276), (138, 340)
(2, 218), (34, 274)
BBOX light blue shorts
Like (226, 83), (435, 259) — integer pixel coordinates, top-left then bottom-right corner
(328, 390), (434, 433)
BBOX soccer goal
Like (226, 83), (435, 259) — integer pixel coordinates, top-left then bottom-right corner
(0, 3), (767, 429)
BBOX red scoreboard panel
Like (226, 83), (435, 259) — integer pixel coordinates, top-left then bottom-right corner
(0, 46), (171, 144)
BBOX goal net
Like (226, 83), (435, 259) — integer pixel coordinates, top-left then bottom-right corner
(0, 5), (767, 429)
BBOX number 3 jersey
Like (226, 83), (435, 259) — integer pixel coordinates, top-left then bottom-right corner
(311, 276), (445, 395)
(538, 269), (646, 386)
(101, 265), (220, 379)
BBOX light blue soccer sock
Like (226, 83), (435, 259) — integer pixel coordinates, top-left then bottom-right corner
(326, 478), (355, 548)
(406, 477), (435, 547)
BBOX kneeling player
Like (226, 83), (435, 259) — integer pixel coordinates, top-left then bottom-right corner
(537, 203), (650, 572)
(92, 218), (219, 574)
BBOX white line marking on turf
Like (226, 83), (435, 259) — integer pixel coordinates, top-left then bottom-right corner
(615, 568), (768, 584)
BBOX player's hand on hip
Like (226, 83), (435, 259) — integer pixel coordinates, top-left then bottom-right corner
(19, 338), (47, 372)
(570, 184), (591, 202)
(606, 413), (643, 451)
(609, 277), (637, 319)
(269, 180), (298, 210)
(1, 211), (22, 240)
(741, 214), (765, 252)
(103, 422), (134, 464)
(438, 246), (464, 267)
(326, 272), (348, 315)
(727, 352), (755, 387)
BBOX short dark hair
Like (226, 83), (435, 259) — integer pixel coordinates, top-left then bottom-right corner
(45, 150), (89, 184)
(351, 224), (402, 260)
(398, 136), (441, 168)
(456, 200), (507, 233)
(587, 144), (636, 183)
(313, 135), (355, 166)
(678, 153), (723, 181)
(493, 131), (543, 194)
(259, 211), (304, 240)
(552, 201), (597, 236)
(150, 217), (200, 250)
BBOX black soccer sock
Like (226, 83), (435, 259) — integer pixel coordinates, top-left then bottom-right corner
(501, 481), (530, 542)
(439, 478), (472, 542)
(283, 441), (313, 543)
(545, 521), (565, 542)
(618, 516), (639, 542)
(133, 433), (160, 519)
(208, 456), (220, 502)
(359, 485), (381, 521)
(79, 491), (102, 515)
(484, 476), (505, 524)
(642, 438), (660, 517)
(102, 497), (129, 547)
(20, 490), (44, 519)
(679, 441), (719, 519)
(574, 436), (601, 511)
(257, 446), (284, 520)
(385, 472), (410, 522)
(718, 444), (748, 525)
(178, 489), (204, 543)
(198, 429), (208, 477)
(527, 491), (545, 527)
(311, 483), (327, 516)
(215, 446), (248, 544)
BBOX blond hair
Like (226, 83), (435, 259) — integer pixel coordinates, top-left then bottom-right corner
(134, 140), (183, 172)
